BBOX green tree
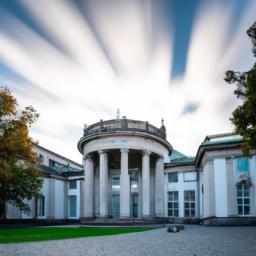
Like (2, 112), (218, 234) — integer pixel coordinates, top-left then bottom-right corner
(224, 22), (256, 156)
(0, 87), (42, 219)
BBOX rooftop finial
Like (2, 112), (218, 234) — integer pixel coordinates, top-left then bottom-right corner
(116, 108), (120, 119)
(160, 118), (166, 132)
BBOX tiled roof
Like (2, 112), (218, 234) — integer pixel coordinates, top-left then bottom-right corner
(169, 149), (187, 161)
(202, 137), (243, 146)
(167, 149), (195, 166)
(170, 156), (196, 163)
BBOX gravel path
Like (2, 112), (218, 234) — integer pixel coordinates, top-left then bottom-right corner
(0, 225), (256, 256)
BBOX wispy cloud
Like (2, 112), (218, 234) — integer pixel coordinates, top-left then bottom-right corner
(0, 0), (255, 162)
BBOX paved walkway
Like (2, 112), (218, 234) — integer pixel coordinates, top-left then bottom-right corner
(1, 225), (256, 256)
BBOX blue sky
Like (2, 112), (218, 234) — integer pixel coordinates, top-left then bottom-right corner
(0, 0), (255, 162)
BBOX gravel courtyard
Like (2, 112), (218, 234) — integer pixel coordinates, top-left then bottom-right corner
(0, 225), (256, 256)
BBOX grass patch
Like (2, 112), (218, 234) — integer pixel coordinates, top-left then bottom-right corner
(0, 227), (153, 243)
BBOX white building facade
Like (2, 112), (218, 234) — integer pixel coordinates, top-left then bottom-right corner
(5, 118), (256, 225)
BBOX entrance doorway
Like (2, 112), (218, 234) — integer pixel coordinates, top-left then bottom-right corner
(112, 194), (120, 218)
(131, 193), (138, 218)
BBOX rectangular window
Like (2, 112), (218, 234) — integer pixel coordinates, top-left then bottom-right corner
(130, 171), (139, 190)
(69, 180), (77, 189)
(236, 157), (249, 173)
(49, 159), (68, 172)
(183, 172), (197, 182)
(168, 172), (178, 183)
(168, 191), (179, 217)
(112, 176), (120, 186)
(38, 154), (44, 164)
(69, 196), (77, 217)
(37, 196), (45, 217)
(237, 184), (250, 215)
(184, 190), (196, 217)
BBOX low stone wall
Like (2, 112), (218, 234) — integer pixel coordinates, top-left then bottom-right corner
(165, 217), (201, 225)
(203, 217), (256, 226)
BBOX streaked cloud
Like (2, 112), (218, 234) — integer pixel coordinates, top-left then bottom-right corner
(0, 0), (255, 162)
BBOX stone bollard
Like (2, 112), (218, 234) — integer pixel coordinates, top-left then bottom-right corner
(166, 224), (185, 233)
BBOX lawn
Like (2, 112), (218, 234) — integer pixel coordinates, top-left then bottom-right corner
(0, 227), (153, 243)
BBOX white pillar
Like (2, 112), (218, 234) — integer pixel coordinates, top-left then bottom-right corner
(142, 150), (151, 218)
(155, 156), (164, 217)
(99, 150), (108, 218)
(120, 148), (130, 218)
(84, 155), (94, 218)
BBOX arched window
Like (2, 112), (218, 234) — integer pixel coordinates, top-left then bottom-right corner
(237, 184), (250, 216)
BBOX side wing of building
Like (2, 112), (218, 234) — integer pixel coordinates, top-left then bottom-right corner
(6, 145), (84, 221)
(164, 134), (256, 225)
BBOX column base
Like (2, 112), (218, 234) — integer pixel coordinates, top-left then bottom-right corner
(83, 213), (94, 218)
(119, 215), (131, 220)
(155, 213), (164, 218)
(98, 215), (109, 219)
(142, 215), (151, 219)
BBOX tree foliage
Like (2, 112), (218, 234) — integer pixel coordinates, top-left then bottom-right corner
(0, 87), (42, 218)
(224, 22), (256, 156)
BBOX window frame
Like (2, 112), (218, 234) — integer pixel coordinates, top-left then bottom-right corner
(38, 154), (44, 164)
(183, 171), (197, 182)
(168, 172), (178, 183)
(237, 184), (250, 216)
(184, 190), (196, 217)
(69, 195), (77, 218)
(37, 195), (45, 217)
(112, 175), (120, 188)
(167, 191), (179, 217)
(69, 180), (77, 189)
(49, 159), (69, 172)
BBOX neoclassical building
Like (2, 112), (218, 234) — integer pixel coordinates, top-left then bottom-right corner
(5, 117), (256, 225)
(78, 118), (171, 220)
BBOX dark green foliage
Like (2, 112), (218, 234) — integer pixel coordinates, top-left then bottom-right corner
(224, 22), (256, 156)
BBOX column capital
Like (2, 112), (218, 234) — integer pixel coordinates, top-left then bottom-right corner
(157, 154), (164, 160)
(142, 150), (151, 156)
(120, 148), (129, 154)
(83, 154), (93, 162)
(98, 150), (108, 155)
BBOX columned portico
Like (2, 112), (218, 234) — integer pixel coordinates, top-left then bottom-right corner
(99, 150), (108, 218)
(84, 155), (94, 217)
(142, 150), (151, 217)
(120, 148), (130, 218)
(78, 118), (172, 221)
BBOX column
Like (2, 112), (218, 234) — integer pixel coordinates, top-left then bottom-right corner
(203, 160), (215, 218)
(99, 150), (108, 218)
(142, 150), (151, 218)
(120, 148), (130, 218)
(155, 156), (164, 217)
(84, 155), (94, 218)
(226, 157), (235, 216)
(48, 178), (55, 219)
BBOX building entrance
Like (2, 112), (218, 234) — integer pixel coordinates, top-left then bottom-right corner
(112, 194), (120, 218)
(131, 193), (138, 218)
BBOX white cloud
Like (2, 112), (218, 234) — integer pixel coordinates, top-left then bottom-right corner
(0, 0), (255, 162)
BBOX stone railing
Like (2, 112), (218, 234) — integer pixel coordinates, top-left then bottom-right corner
(83, 119), (166, 140)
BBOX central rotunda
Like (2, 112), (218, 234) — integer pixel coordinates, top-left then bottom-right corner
(77, 117), (172, 219)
